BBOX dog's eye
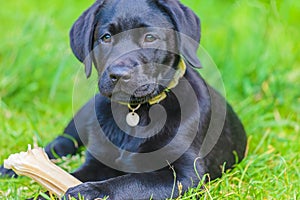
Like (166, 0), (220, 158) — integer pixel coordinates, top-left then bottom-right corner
(144, 34), (157, 43)
(100, 33), (112, 43)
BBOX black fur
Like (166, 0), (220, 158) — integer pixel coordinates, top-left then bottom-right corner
(1, 0), (247, 199)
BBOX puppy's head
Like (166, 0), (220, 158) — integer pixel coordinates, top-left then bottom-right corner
(70, 0), (201, 104)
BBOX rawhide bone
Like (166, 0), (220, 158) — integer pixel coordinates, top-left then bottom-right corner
(4, 145), (82, 198)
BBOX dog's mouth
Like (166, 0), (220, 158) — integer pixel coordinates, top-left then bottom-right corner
(109, 84), (164, 105)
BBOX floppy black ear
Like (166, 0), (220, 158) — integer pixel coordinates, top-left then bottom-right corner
(69, 0), (105, 78)
(156, 0), (202, 68)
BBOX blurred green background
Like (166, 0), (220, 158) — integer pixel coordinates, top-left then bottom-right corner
(0, 0), (299, 199)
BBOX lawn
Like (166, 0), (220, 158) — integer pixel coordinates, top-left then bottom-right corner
(0, 0), (299, 199)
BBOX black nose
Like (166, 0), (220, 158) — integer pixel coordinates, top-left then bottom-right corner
(109, 70), (131, 83)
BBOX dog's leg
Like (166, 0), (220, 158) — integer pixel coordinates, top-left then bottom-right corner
(1, 96), (97, 178)
(0, 165), (17, 178)
(65, 170), (177, 199)
(0, 118), (83, 178)
(44, 119), (83, 159)
(71, 151), (124, 182)
(65, 154), (203, 199)
(0, 118), (84, 178)
(45, 96), (98, 159)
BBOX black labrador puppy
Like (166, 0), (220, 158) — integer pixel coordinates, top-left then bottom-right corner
(1, 0), (247, 199)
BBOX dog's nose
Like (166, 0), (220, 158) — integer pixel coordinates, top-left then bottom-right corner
(109, 70), (131, 83)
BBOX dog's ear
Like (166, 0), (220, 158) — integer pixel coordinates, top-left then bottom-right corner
(156, 0), (202, 68)
(69, 0), (105, 78)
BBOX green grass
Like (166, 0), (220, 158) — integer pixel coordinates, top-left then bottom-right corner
(0, 0), (299, 199)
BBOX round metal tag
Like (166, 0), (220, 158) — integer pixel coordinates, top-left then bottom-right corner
(126, 112), (140, 127)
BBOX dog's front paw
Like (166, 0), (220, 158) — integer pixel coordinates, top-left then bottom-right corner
(45, 135), (78, 159)
(0, 165), (17, 178)
(65, 182), (104, 200)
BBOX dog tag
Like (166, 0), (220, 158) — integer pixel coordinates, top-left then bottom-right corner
(126, 112), (140, 127)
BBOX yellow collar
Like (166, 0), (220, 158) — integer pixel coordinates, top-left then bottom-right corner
(148, 58), (186, 105)
(117, 58), (187, 106)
